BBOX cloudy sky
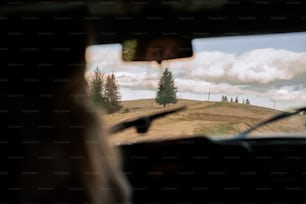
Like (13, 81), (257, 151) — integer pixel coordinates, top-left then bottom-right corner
(86, 32), (306, 110)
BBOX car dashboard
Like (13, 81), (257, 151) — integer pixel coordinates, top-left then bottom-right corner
(120, 136), (306, 203)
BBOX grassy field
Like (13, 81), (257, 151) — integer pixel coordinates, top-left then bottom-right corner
(100, 99), (306, 145)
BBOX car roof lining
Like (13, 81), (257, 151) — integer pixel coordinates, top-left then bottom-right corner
(1, 0), (306, 44)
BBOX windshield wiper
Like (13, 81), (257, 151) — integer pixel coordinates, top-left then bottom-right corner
(235, 106), (306, 139)
(109, 106), (186, 134)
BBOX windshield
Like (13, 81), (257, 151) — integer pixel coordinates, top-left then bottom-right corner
(86, 32), (306, 144)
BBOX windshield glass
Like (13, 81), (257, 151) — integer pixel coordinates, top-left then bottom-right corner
(86, 32), (306, 144)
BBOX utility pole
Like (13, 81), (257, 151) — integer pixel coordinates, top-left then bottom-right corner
(207, 88), (210, 101)
(273, 100), (276, 109)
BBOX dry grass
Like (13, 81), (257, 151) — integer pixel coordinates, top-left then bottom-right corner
(100, 99), (306, 145)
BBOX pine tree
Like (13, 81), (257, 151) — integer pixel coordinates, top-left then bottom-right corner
(221, 96), (228, 102)
(155, 68), (177, 107)
(235, 96), (239, 103)
(105, 73), (121, 113)
(221, 95), (225, 102)
(89, 67), (107, 108)
(230, 97), (233, 103)
(246, 98), (250, 105)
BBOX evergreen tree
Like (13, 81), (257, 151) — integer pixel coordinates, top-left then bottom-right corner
(235, 96), (239, 103)
(221, 95), (225, 102)
(230, 97), (233, 103)
(155, 68), (177, 107)
(246, 98), (250, 105)
(221, 95), (228, 102)
(89, 67), (107, 108)
(105, 73), (121, 113)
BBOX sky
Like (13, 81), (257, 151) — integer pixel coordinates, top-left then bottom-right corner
(85, 32), (306, 111)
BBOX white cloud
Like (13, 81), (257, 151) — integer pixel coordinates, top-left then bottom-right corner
(86, 45), (306, 107)
(269, 87), (306, 101)
(169, 48), (306, 84)
(120, 88), (156, 100)
(114, 71), (158, 90)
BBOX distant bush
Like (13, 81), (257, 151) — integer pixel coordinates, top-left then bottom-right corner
(123, 108), (130, 113)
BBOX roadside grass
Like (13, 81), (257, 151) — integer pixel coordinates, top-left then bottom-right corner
(194, 122), (236, 136)
(102, 99), (306, 144)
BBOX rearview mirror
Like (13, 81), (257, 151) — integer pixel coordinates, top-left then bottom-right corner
(122, 37), (193, 64)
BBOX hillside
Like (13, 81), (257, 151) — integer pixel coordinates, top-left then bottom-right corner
(101, 99), (306, 144)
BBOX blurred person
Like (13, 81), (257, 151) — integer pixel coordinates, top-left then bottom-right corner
(0, 3), (130, 203)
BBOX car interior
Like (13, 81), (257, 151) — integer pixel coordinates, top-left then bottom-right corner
(1, 0), (306, 203)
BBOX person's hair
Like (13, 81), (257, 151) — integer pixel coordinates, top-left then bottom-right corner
(1, 9), (130, 204)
